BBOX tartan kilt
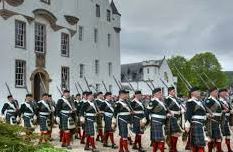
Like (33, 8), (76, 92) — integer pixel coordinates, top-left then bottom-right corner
(118, 115), (130, 138)
(6, 113), (16, 125)
(132, 114), (144, 134)
(39, 115), (49, 131)
(85, 116), (95, 136)
(221, 116), (231, 136)
(60, 113), (74, 130)
(169, 116), (182, 134)
(96, 114), (103, 129)
(76, 116), (81, 128)
(151, 118), (166, 141)
(104, 114), (113, 132)
(210, 121), (222, 139)
(191, 121), (206, 147)
(23, 115), (33, 129)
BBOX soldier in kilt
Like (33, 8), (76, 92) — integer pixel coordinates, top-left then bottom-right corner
(48, 94), (56, 141)
(147, 88), (168, 152)
(56, 90), (76, 149)
(95, 92), (104, 142)
(100, 92), (118, 149)
(80, 91), (99, 152)
(165, 87), (184, 152)
(113, 90), (132, 152)
(219, 88), (233, 152)
(74, 93), (82, 139)
(19, 94), (37, 141)
(1, 95), (20, 125)
(37, 93), (52, 143)
(130, 90), (147, 152)
(185, 87), (206, 152)
(80, 91), (88, 144)
(205, 87), (223, 152)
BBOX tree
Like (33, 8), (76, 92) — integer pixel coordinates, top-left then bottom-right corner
(168, 52), (229, 96)
(189, 52), (228, 89)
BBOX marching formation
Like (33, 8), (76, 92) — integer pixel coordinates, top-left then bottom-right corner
(1, 76), (233, 152)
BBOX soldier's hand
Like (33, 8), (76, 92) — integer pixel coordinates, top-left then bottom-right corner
(185, 127), (190, 132)
(80, 116), (85, 124)
(56, 117), (60, 124)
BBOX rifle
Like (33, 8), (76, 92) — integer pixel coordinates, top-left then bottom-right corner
(143, 80), (153, 91)
(148, 78), (156, 89)
(113, 75), (122, 90)
(5, 82), (12, 95)
(122, 73), (135, 91)
(202, 72), (217, 88)
(84, 77), (91, 92)
(102, 81), (108, 92)
(56, 86), (62, 96)
(173, 66), (192, 90)
(75, 83), (80, 94)
(77, 82), (84, 93)
(39, 72), (48, 93)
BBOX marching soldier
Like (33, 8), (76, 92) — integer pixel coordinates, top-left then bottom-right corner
(147, 88), (168, 152)
(80, 91), (99, 152)
(1, 95), (20, 125)
(37, 93), (52, 143)
(219, 88), (233, 152)
(56, 90), (76, 149)
(113, 90), (131, 152)
(205, 87), (223, 152)
(19, 94), (37, 141)
(74, 93), (82, 139)
(130, 90), (147, 152)
(100, 92), (118, 149)
(95, 92), (104, 142)
(185, 87), (207, 152)
(80, 91), (88, 144)
(48, 94), (56, 141)
(165, 87), (184, 152)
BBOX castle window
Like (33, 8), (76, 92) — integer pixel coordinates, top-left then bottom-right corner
(15, 60), (26, 88)
(15, 20), (26, 48)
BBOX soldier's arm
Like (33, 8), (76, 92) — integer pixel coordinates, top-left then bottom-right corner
(185, 101), (194, 128)
(55, 99), (62, 117)
(80, 102), (88, 117)
(1, 103), (8, 115)
(113, 102), (120, 118)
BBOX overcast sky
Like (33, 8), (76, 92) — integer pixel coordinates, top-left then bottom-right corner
(114, 0), (233, 71)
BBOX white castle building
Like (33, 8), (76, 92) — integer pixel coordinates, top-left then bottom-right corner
(0, 0), (121, 102)
(121, 58), (178, 95)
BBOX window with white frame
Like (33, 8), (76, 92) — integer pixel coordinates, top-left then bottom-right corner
(95, 60), (99, 75)
(94, 28), (98, 43)
(15, 20), (26, 48)
(80, 64), (84, 78)
(61, 33), (69, 57)
(15, 60), (26, 87)
(107, 33), (111, 47)
(35, 23), (46, 53)
(107, 9), (111, 22)
(79, 26), (83, 41)
(61, 67), (70, 89)
(108, 62), (112, 76)
(96, 4), (100, 17)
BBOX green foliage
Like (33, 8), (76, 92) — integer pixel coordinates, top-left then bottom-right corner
(0, 122), (65, 152)
(168, 52), (229, 95)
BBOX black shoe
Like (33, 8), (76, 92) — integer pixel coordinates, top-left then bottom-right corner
(132, 144), (138, 150)
(112, 144), (118, 149)
(84, 146), (91, 151)
(103, 143), (111, 147)
(138, 147), (146, 152)
(61, 144), (66, 147)
(66, 145), (72, 150)
(92, 148), (99, 152)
